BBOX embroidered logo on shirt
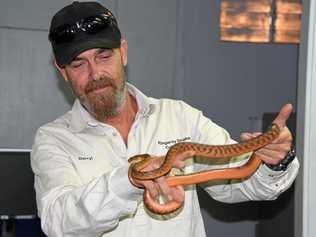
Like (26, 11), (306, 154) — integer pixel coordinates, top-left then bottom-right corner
(78, 156), (94, 161)
(158, 136), (191, 149)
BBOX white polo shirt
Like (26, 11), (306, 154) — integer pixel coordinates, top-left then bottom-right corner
(31, 83), (299, 237)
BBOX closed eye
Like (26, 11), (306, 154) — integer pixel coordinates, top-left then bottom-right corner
(69, 60), (84, 68)
(97, 49), (113, 59)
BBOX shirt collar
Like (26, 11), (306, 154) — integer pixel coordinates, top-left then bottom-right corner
(68, 83), (156, 133)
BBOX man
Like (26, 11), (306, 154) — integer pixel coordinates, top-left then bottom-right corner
(31, 1), (299, 237)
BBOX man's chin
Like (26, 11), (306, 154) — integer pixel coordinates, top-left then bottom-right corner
(86, 100), (117, 117)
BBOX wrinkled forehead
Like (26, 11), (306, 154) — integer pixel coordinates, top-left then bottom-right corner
(73, 48), (114, 59)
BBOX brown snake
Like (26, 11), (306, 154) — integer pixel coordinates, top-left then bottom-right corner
(128, 124), (281, 215)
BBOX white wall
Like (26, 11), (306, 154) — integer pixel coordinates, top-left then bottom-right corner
(296, 0), (316, 237)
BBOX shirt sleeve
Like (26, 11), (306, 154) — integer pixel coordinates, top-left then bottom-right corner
(181, 101), (299, 203)
(31, 128), (143, 237)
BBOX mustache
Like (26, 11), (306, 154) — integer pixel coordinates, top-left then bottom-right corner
(84, 76), (116, 94)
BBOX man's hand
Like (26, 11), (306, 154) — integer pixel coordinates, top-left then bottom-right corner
(129, 151), (195, 203)
(240, 104), (293, 165)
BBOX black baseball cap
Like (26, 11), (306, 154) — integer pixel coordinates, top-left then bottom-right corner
(49, 1), (121, 67)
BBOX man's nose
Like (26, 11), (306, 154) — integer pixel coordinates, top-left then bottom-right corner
(88, 61), (102, 81)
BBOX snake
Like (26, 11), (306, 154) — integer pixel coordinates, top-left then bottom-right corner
(128, 124), (281, 215)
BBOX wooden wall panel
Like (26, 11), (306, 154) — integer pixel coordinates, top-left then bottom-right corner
(220, 0), (302, 43)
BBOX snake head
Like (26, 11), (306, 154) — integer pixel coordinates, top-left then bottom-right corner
(128, 154), (151, 164)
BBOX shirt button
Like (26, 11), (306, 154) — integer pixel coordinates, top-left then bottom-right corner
(112, 132), (117, 137)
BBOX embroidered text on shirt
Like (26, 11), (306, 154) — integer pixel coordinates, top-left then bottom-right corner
(78, 156), (94, 161)
(158, 136), (191, 149)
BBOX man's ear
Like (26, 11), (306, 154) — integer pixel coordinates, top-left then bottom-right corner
(54, 60), (69, 81)
(120, 39), (128, 66)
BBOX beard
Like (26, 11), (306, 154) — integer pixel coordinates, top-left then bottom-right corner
(71, 70), (127, 120)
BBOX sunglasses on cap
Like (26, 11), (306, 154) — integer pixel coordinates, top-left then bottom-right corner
(49, 13), (118, 45)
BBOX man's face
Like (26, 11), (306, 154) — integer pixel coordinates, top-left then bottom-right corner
(57, 40), (128, 120)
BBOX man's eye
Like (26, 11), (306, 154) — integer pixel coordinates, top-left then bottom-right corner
(70, 62), (83, 68)
(99, 53), (110, 59)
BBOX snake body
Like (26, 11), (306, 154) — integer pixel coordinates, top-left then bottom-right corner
(129, 124), (281, 214)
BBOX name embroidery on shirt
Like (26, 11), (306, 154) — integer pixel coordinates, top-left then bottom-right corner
(158, 136), (191, 149)
(78, 156), (94, 161)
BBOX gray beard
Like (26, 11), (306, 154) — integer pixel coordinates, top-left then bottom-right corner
(82, 79), (127, 120)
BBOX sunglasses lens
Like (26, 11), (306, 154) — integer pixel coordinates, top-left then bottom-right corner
(49, 24), (75, 44)
(49, 14), (114, 44)
(84, 17), (109, 34)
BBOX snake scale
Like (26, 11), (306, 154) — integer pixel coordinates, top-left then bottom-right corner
(128, 124), (281, 214)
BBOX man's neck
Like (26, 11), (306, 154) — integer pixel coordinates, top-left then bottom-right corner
(101, 93), (138, 144)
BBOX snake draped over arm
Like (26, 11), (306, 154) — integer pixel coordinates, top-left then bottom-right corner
(128, 124), (281, 215)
